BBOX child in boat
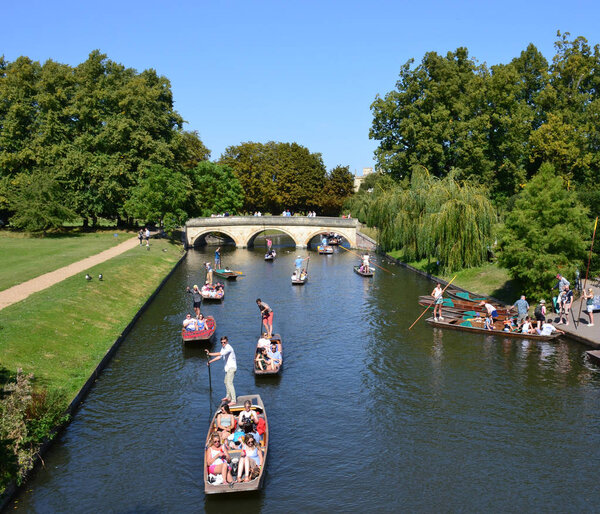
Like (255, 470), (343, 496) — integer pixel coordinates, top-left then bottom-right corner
(484, 315), (494, 330)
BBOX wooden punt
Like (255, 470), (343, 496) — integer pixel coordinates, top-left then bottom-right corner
(214, 269), (240, 280)
(201, 286), (224, 302)
(204, 394), (268, 494)
(445, 289), (488, 303)
(425, 316), (562, 341)
(353, 265), (373, 277)
(318, 245), (333, 254)
(181, 316), (216, 343)
(418, 295), (510, 314)
(420, 305), (515, 322)
(254, 334), (283, 375)
(586, 350), (600, 366)
(264, 250), (276, 261)
(291, 271), (307, 285)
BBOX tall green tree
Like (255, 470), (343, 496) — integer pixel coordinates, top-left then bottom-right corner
(320, 165), (355, 215)
(187, 161), (244, 217)
(498, 162), (589, 297)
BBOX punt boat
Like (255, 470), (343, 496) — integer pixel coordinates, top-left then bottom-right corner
(214, 269), (241, 280)
(317, 245), (333, 254)
(353, 265), (373, 277)
(254, 334), (283, 375)
(204, 394), (268, 494)
(181, 316), (216, 343)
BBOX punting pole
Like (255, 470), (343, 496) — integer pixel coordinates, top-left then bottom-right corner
(408, 275), (457, 330)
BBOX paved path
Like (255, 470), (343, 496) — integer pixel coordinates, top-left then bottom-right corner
(0, 236), (141, 311)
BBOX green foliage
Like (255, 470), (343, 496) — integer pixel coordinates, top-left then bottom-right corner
(219, 141), (334, 213)
(498, 162), (589, 297)
(0, 369), (69, 492)
(366, 167), (496, 271)
(7, 170), (76, 232)
(320, 165), (355, 216)
(187, 161), (244, 217)
(370, 33), (600, 202)
(124, 164), (190, 226)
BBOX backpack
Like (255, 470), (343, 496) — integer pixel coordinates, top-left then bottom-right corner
(534, 304), (543, 317)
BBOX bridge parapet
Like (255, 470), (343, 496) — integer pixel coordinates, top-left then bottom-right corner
(185, 216), (358, 248)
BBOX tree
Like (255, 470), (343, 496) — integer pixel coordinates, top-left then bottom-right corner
(7, 170), (76, 232)
(124, 164), (190, 226)
(219, 141), (328, 213)
(498, 162), (589, 297)
(320, 165), (355, 215)
(187, 161), (244, 217)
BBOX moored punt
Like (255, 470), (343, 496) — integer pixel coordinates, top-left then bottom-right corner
(214, 269), (241, 280)
(425, 316), (561, 341)
(204, 394), (268, 494)
(353, 265), (373, 277)
(418, 295), (510, 314)
(201, 286), (224, 301)
(317, 245), (333, 254)
(254, 334), (283, 375)
(445, 289), (488, 303)
(181, 316), (216, 343)
(586, 350), (600, 366)
(418, 304), (515, 322)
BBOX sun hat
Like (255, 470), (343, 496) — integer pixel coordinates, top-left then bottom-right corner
(539, 299), (545, 304)
(193, 284), (198, 289)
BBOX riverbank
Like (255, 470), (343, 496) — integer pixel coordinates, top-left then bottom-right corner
(0, 238), (184, 499)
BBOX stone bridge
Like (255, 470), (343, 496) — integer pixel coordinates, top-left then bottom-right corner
(185, 216), (359, 248)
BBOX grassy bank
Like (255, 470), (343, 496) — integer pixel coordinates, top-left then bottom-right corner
(0, 230), (136, 291)
(0, 238), (183, 399)
(386, 250), (521, 304)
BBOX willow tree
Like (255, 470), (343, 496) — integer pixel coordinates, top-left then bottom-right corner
(368, 167), (496, 271)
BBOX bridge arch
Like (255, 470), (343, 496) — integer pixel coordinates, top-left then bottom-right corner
(189, 229), (241, 248)
(304, 229), (353, 247)
(245, 227), (299, 248)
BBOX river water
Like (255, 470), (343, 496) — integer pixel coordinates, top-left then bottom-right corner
(11, 242), (600, 513)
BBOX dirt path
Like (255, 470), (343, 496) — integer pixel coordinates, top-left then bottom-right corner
(0, 235), (142, 311)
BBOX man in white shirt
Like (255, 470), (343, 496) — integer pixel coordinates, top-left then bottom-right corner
(206, 336), (237, 405)
(537, 322), (565, 337)
(257, 333), (271, 350)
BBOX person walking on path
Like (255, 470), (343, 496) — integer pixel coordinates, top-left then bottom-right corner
(215, 247), (221, 269)
(558, 284), (574, 325)
(186, 284), (203, 318)
(144, 227), (150, 247)
(511, 295), (529, 324)
(206, 336), (237, 406)
(138, 229), (144, 246)
(584, 288), (595, 327)
(256, 299), (274, 338)
(431, 283), (444, 321)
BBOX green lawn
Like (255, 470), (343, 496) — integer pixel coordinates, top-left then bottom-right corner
(0, 238), (184, 399)
(387, 250), (521, 304)
(0, 230), (136, 291)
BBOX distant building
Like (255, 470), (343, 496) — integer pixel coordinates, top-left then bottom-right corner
(353, 167), (373, 192)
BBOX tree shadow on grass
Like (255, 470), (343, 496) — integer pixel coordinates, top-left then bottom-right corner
(489, 278), (522, 304)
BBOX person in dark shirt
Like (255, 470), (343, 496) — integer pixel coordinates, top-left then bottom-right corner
(186, 284), (202, 317)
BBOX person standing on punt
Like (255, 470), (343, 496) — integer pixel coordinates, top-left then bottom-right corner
(256, 299), (274, 338)
(431, 283), (444, 321)
(205, 262), (214, 285)
(479, 301), (499, 321)
(511, 295), (529, 324)
(215, 247), (221, 269)
(206, 336), (237, 406)
(186, 284), (202, 318)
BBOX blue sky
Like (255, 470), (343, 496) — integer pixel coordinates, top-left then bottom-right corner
(2, 0), (599, 176)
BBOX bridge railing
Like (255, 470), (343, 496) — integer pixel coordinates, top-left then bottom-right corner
(186, 216), (358, 228)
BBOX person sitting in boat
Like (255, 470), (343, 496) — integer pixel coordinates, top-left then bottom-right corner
(183, 314), (198, 331)
(536, 321), (565, 336)
(520, 316), (536, 334)
(300, 269), (307, 280)
(216, 403), (236, 442)
(238, 400), (259, 432)
(236, 434), (263, 483)
(291, 270), (299, 281)
(197, 314), (206, 330)
(206, 433), (233, 485)
(484, 315), (494, 330)
(257, 333), (271, 350)
(266, 342), (282, 371)
(255, 348), (268, 371)
(503, 320), (511, 332)
(479, 301), (498, 320)
(216, 282), (224, 291)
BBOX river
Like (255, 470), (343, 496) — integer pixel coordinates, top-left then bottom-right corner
(11, 241), (600, 513)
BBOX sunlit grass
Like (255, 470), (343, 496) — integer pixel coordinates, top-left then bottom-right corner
(0, 239), (184, 399)
(0, 230), (136, 291)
